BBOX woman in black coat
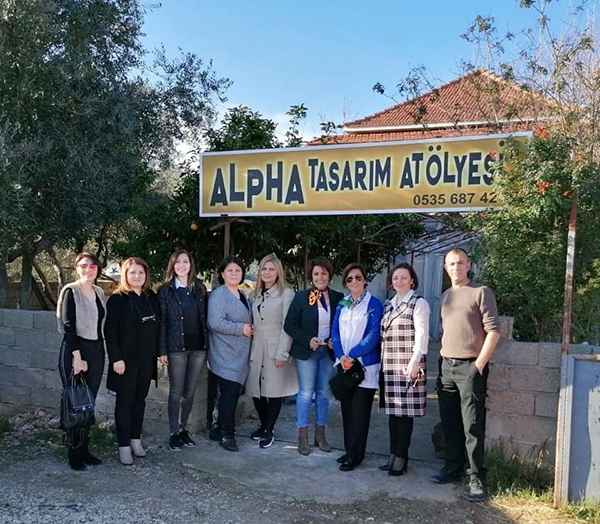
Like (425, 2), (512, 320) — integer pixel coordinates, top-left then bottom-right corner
(105, 257), (160, 466)
(158, 249), (208, 450)
(284, 258), (343, 456)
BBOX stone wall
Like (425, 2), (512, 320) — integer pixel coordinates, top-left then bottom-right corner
(487, 339), (600, 464)
(0, 308), (208, 431)
(2, 307), (598, 463)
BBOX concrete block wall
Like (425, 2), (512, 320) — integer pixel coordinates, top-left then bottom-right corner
(0, 309), (208, 432)
(486, 340), (600, 465)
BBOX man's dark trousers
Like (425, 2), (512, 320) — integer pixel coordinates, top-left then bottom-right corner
(437, 357), (489, 478)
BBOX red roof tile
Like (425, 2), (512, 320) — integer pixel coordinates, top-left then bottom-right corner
(306, 69), (552, 146)
(343, 69), (550, 130)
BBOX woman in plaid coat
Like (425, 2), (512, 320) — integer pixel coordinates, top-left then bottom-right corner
(379, 262), (430, 476)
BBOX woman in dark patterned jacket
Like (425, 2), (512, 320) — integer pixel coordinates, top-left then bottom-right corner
(379, 263), (430, 476)
(158, 249), (208, 450)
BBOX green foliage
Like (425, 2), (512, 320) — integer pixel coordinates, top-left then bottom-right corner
(205, 105), (280, 151)
(285, 103), (307, 147)
(486, 443), (553, 498)
(0, 0), (229, 305)
(88, 424), (117, 455)
(471, 134), (600, 341)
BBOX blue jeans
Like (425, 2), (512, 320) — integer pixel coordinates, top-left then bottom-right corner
(295, 349), (335, 428)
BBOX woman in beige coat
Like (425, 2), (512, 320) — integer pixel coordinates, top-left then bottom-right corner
(247, 254), (298, 448)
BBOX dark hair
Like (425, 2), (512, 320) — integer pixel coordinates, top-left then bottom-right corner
(217, 256), (246, 285)
(341, 263), (367, 287)
(307, 258), (334, 281)
(74, 252), (102, 272)
(388, 262), (419, 290)
(163, 249), (197, 287)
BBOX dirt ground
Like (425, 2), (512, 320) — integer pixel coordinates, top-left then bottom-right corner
(0, 413), (583, 524)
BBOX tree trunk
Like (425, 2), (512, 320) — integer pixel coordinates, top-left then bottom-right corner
(0, 259), (8, 308)
(47, 246), (66, 292)
(19, 252), (33, 309)
(31, 277), (52, 310)
(33, 259), (57, 306)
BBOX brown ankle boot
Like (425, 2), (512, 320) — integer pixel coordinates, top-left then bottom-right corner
(297, 427), (311, 456)
(314, 425), (331, 452)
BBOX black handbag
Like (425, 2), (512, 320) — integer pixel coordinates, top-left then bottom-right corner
(60, 374), (95, 430)
(329, 360), (365, 401)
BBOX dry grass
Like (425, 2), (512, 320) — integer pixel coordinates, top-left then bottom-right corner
(486, 445), (600, 523)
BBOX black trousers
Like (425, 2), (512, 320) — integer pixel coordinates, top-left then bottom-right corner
(253, 396), (283, 433)
(340, 387), (375, 465)
(59, 338), (105, 399)
(437, 357), (489, 477)
(59, 338), (104, 446)
(216, 376), (242, 438)
(114, 363), (154, 447)
(389, 415), (414, 459)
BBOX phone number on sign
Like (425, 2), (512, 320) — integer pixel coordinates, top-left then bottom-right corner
(412, 192), (497, 206)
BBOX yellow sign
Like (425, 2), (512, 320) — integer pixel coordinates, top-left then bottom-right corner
(199, 133), (529, 216)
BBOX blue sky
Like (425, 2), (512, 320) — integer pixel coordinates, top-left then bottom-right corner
(141, 0), (584, 141)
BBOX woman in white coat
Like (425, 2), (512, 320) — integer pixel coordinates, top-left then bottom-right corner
(247, 254), (298, 448)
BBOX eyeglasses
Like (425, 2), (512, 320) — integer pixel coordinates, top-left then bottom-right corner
(77, 263), (97, 269)
(345, 275), (364, 283)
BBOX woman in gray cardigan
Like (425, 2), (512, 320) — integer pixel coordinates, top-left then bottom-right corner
(207, 256), (253, 452)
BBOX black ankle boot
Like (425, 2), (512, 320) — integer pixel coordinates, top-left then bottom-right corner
(67, 431), (86, 471)
(389, 455), (408, 476)
(68, 446), (86, 470)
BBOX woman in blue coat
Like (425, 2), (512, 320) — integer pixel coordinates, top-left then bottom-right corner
(331, 263), (383, 471)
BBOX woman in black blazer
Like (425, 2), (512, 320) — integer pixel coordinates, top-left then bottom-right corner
(105, 257), (160, 466)
(284, 258), (343, 456)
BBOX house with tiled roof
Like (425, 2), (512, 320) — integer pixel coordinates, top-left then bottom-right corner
(309, 69), (551, 145)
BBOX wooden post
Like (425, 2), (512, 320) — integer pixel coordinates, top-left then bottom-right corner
(223, 218), (231, 257)
(554, 194), (578, 508)
(209, 217), (250, 260)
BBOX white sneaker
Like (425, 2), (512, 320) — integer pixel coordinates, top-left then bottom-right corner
(130, 439), (146, 457)
(118, 446), (134, 465)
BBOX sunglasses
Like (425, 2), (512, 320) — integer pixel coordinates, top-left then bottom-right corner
(345, 275), (364, 283)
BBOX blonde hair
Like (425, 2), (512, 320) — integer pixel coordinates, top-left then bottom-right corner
(253, 254), (287, 297)
(114, 257), (151, 294)
(163, 249), (197, 288)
